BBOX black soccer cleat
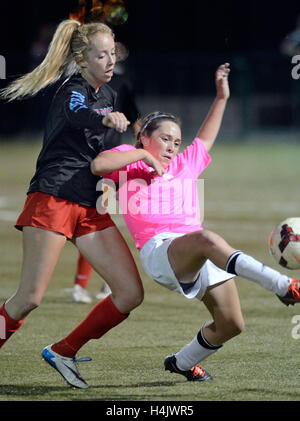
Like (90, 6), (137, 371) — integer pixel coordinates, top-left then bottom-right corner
(164, 355), (213, 382)
(277, 279), (300, 307)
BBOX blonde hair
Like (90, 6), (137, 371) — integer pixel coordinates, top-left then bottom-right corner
(0, 19), (114, 101)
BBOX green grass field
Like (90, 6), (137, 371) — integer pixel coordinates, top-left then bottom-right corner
(0, 138), (300, 402)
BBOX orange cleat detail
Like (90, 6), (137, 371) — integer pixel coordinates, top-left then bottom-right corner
(277, 279), (300, 306)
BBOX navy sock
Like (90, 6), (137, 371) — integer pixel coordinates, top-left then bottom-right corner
(226, 250), (242, 275)
(197, 328), (223, 350)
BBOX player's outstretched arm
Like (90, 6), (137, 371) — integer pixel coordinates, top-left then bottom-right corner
(91, 148), (164, 177)
(197, 63), (230, 152)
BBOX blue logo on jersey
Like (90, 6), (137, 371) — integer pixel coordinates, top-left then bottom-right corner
(69, 91), (88, 113)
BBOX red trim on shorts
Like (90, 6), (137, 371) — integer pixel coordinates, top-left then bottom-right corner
(15, 192), (115, 239)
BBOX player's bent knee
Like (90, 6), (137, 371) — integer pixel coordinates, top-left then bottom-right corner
(112, 285), (144, 312)
(227, 318), (245, 338)
(193, 229), (217, 254)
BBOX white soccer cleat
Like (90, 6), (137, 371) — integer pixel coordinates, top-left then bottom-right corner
(42, 345), (91, 389)
(96, 282), (111, 300)
(72, 284), (92, 303)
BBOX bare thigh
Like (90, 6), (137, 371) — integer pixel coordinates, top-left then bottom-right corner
(5, 226), (66, 320)
(75, 226), (144, 313)
(167, 230), (235, 284)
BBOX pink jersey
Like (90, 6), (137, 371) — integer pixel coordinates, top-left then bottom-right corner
(102, 138), (211, 250)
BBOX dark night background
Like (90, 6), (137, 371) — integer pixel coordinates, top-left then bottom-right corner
(1, 0), (300, 136)
(0, 0), (300, 53)
(0, 0), (300, 54)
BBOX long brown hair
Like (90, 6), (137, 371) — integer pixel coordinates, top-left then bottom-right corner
(0, 19), (114, 101)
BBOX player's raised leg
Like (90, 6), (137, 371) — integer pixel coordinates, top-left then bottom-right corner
(167, 229), (297, 302)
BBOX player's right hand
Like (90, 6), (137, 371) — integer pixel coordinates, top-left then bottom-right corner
(102, 112), (130, 133)
(142, 151), (165, 177)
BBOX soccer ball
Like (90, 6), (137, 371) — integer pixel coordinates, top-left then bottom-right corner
(269, 217), (300, 269)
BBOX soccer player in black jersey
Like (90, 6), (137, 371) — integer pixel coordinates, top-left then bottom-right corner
(71, 59), (140, 303)
(0, 19), (143, 389)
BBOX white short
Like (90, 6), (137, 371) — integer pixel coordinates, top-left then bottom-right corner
(140, 232), (235, 300)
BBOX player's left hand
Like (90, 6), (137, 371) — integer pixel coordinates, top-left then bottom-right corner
(102, 112), (130, 133)
(216, 63), (230, 100)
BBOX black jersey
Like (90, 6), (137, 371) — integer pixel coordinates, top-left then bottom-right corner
(28, 74), (117, 207)
(106, 72), (140, 147)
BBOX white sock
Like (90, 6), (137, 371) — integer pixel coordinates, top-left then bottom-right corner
(175, 328), (222, 371)
(226, 251), (290, 296)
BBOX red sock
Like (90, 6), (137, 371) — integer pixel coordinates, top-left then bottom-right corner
(52, 296), (128, 358)
(74, 253), (93, 289)
(0, 303), (25, 349)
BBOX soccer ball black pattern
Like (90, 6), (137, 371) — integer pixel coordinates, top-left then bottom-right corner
(269, 217), (300, 270)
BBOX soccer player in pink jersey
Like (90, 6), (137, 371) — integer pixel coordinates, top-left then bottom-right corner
(91, 63), (300, 382)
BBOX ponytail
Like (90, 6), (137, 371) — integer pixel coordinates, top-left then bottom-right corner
(0, 19), (113, 102)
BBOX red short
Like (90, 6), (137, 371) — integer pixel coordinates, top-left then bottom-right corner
(15, 192), (115, 240)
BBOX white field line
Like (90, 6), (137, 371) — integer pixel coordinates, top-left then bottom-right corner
(0, 197), (9, 207)
(0, 196), (19, 221)
(205, 201), (299, 215)
(0, 210), (19, 221)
